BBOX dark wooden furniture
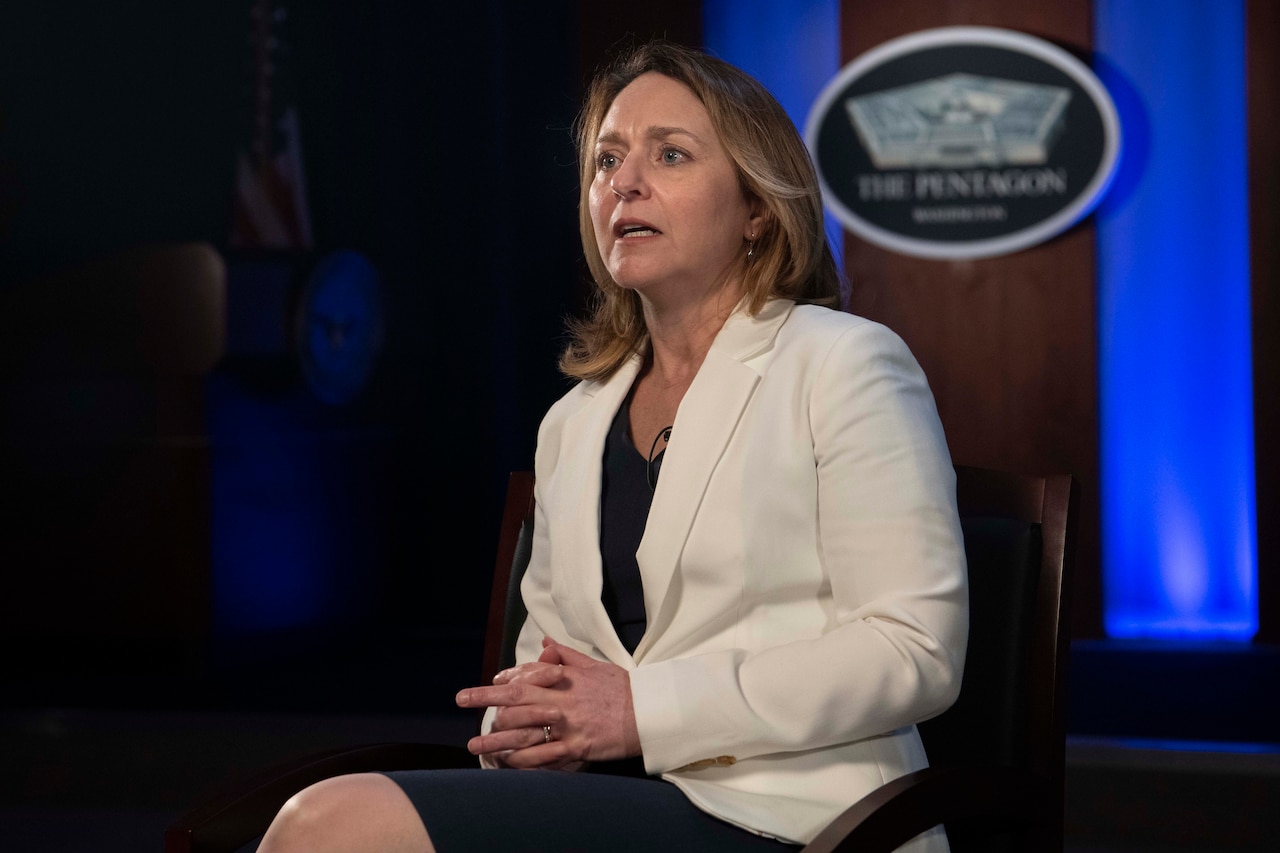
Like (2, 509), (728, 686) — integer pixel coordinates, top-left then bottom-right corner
(166, 466), (1075, 853)
(2, 242), (225, 675)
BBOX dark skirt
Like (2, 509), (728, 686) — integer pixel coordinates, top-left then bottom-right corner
(383, 764), (799, 852)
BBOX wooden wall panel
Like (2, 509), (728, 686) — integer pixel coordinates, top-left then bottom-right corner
(1248, 0), (1278, 644)
(840, 0), (1102, 636)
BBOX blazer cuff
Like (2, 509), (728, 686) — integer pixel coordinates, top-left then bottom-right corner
(630, 650), (760, 774)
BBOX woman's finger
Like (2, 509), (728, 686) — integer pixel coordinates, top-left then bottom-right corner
(456, 680), (551, 710)
(468, 725), (567, 759)
(492, 661), (566, 687)
(496, 740), (578, 770)
(490, 703), (562, 733)
(541, 640), (597, 668)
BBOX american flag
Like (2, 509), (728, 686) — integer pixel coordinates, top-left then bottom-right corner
(230, 0), (313, 250)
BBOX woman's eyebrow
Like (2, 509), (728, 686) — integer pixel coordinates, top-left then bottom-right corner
(648, 126), (702, 144)
(595, 126), (704, 147)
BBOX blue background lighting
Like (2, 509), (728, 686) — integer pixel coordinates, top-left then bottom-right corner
(1094, 0), (1256, 640)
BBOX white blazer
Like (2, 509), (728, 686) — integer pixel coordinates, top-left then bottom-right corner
(500, 299), (967, 847)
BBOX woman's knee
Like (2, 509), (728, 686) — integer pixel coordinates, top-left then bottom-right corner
(258, 773), (433, 853)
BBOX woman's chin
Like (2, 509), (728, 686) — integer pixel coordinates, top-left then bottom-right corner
(609, 270), (664, 294)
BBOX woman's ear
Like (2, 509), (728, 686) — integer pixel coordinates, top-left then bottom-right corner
(745, 201), (769, 241)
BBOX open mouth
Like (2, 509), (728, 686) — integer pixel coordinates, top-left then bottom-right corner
(617, 223), (661, 238)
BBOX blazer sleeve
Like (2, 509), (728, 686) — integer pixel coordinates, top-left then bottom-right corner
(629, 320), (969, 773)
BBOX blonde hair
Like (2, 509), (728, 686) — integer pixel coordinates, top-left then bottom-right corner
(560, 41), (842, 382)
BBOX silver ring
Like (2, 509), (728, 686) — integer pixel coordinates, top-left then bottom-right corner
(542, 725), (553, 743)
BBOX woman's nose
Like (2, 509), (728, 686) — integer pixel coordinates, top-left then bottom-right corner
(609, 157), (648, 199)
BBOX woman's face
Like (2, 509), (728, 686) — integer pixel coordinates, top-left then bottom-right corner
(589, 72), (759, 304)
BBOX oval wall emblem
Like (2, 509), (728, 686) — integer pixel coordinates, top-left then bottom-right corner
(806, 26), (1121, 260)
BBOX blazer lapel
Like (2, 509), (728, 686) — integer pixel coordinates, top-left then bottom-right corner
(633, 299), (794, 660)
(550, 355), (641, 667)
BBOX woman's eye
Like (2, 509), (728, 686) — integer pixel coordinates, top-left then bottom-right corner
(662, 148), (685, 164)
(598, 153), (618, 170)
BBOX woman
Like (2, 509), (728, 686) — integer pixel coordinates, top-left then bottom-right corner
(259, 41), (967, 852)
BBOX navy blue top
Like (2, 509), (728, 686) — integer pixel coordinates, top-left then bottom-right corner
(599, 392), (663, 655)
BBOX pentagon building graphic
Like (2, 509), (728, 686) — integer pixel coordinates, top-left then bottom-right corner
(845, 73), (1072, 169)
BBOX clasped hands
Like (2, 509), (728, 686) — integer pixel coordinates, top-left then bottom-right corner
(456, 637), (642, 770)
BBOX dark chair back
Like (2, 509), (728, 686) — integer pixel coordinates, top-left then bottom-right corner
(916, 465), (1076, 852)
(951, 467), (1074, 773)
(480, 470), (535, 685)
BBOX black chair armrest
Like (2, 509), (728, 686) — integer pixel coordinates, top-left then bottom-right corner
(164, 742), (474, 853)
(802, 766), (1052, 853)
